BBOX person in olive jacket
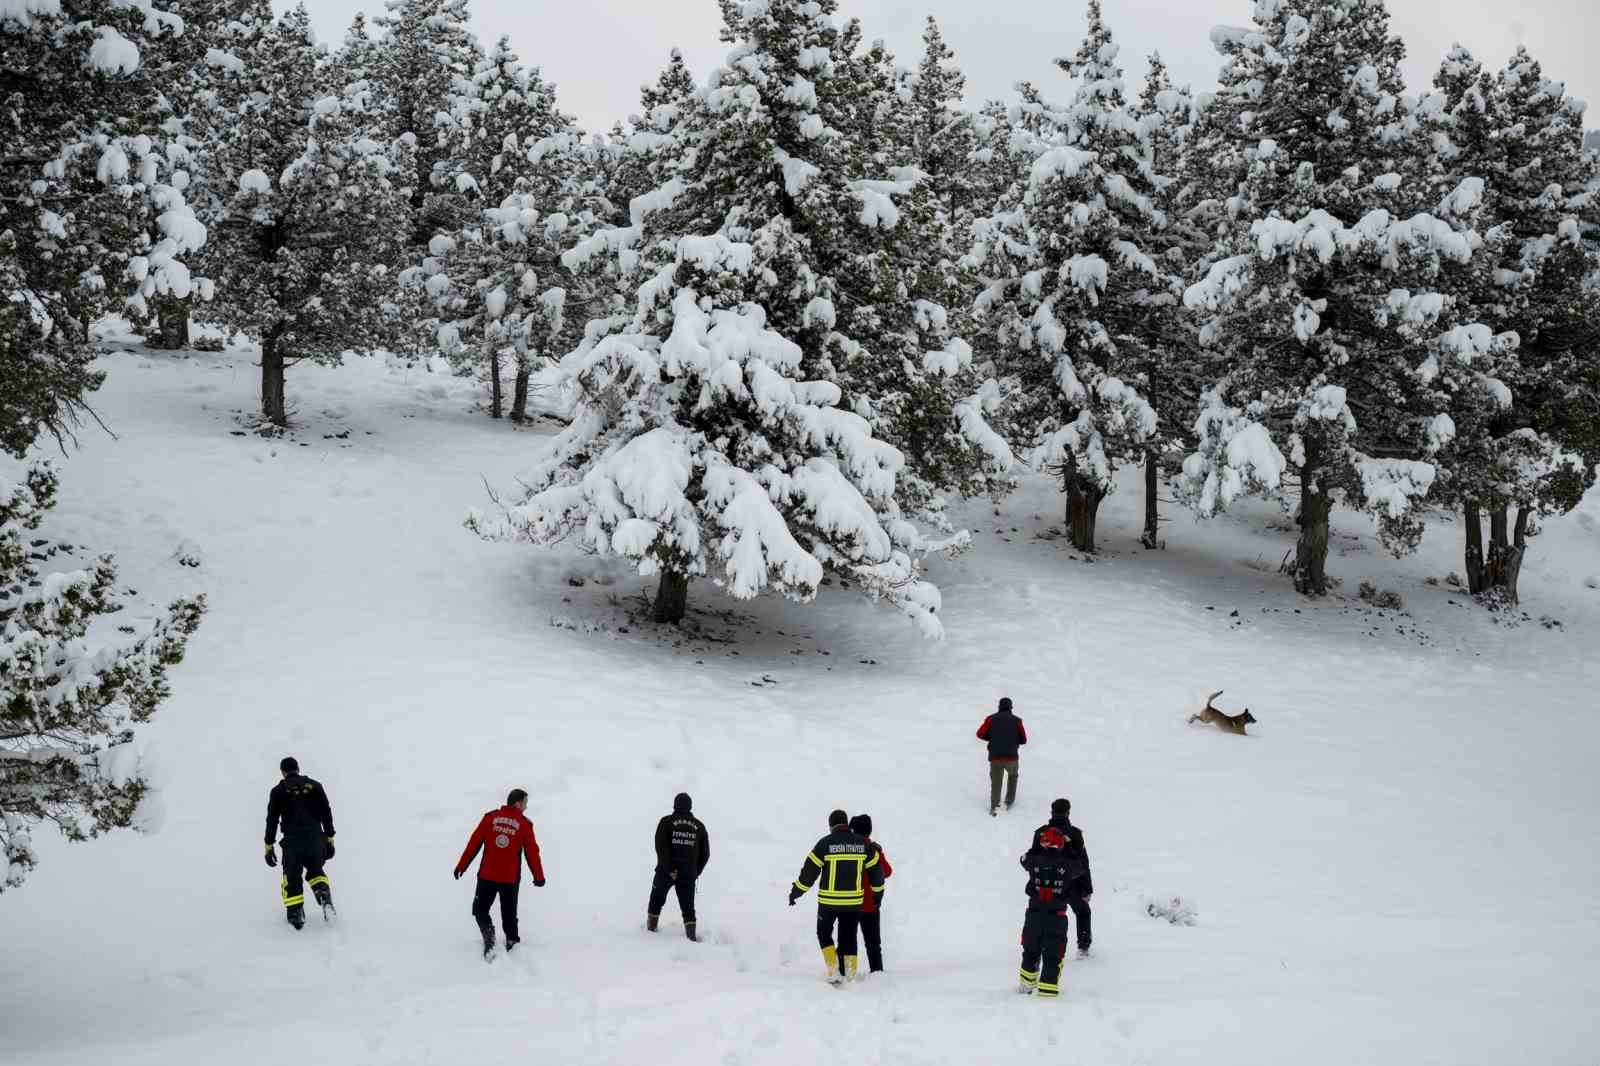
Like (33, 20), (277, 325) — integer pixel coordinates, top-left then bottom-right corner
(647, 792), (709, 940)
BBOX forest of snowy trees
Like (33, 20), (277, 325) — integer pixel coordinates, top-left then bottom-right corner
(4, 0), (1599, 882)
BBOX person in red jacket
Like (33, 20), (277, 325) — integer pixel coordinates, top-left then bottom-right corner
(454, 788), (546, 959)
(977, 697), (1028, 815)
(849, 814), (892, 973)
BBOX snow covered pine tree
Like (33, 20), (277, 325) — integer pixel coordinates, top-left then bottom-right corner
(1, 464), (205, 893)
(470, 0), (1010, 634)
(1417, 46), (1599, 604)
(1181, 0), (1503, 594)
(1, 0), (209, 452)
(969, 2), (1164, 553)
(202, 5), (416, 426)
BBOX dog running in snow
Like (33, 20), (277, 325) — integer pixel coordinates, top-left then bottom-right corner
(1188, 690), (1257, 735)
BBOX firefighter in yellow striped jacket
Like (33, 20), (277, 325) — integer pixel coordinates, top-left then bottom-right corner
(788, 809), (885, 984)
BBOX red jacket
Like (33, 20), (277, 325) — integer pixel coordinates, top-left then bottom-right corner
(860, 840), (892, 913)
(455, 805), (545, 884)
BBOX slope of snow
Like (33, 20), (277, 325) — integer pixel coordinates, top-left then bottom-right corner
(2, 338), (1597, 1066)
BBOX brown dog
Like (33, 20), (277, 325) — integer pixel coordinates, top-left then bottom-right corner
(1189, 690), (1256, 735)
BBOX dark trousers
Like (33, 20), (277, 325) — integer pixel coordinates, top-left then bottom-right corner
(1065, 893), (1092, 950)
(817, 907), (860, 964)
(472, 878), (520, 944)
(280, 837), (329, 916)
(1020, 909), (1069, 995)
(858, 908), (883, 972)
(647, 870), (697, 922)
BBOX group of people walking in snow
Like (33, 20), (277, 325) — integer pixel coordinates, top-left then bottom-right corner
(261, 697), (1093, 994)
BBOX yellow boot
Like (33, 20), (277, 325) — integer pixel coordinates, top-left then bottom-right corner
(822, 945), (842, 984)
(845, 955), (860, 981)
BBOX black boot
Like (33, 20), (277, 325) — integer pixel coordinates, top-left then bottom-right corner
(684, 921), (698, 942)
(646, 913), (659, 933)
(287, 904), (306, 930)
(481, 927), (496, 959)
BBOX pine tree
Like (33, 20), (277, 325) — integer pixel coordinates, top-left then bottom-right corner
(202, 6), (416, 425)
(968, 2), (1162, 553)
(1420, 46), (1600, 603)
(414, 40), (597, 422)
(1128, 54), (1208, 549)
(1, 0), (208, 452)
(371, 0), (484, 245)
(1, 463), (205, 892)
(1180, 0), (1499, 594)
(473, 0), (996, 634)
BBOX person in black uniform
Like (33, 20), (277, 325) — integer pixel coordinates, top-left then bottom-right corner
(264, 756), (336, 929)
(647, 792), (709, 941)
(789, 809), (884, 983)
(1020, 797), (1093, 956)
(1016, 825), (1083, 997)
(849, 814), (892, 974)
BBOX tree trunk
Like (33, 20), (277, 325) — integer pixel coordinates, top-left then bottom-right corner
(510, 353), (531, 423)
(1463, 501), (1486, 594)
(487, 344), (503, 419)
(1293, 462), (1331, 596)
(1062, 459), (1104, 554)
(1502, 507), (1528, 606)
(1140, 449), (1160, 550)
(261, 329), (287, 426)
(652, 569), (689, 624)
(152, 296), (189, 350)
(1485, 505), (1510, 588)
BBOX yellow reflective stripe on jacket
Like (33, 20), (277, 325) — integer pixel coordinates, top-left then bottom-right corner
(806, 852), (823, 867)
(864, 852), (880, 869)
(793, 880), (810, 893)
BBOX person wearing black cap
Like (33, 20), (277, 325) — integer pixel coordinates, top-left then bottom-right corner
(849, 814), (892, 974)
(263, 756), (336, 929)
(789, 809), (884, 983)
(1020, 798), (1093, 957)
(976, 697), (1028, 816)
(1015, 825), (1082, 997)
(647, 792), (710, 940)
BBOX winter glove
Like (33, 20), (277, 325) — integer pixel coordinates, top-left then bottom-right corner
(533, 878), (546, 888)
(264, 844), (277, 868)
(788, 887), (802, 907)
(453, 868), (463, 881)
(323, 836), (335, 861)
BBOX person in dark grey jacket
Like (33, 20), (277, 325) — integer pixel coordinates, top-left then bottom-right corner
(976, 697), (1028, 815)
(647, 792), (709, 940)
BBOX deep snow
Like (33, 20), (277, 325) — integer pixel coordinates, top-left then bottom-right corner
(2, 338), (1598, 1066)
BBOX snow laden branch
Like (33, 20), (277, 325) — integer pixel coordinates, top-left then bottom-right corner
(1, 463), (205, 892)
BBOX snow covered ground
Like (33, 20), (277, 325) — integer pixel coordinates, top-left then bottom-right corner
(3, 338), (1598, 1066)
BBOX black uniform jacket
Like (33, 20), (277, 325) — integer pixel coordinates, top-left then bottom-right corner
(265, 774), (335, 845)
(794, 827), (885, 908)
(655, 811), (710, 879)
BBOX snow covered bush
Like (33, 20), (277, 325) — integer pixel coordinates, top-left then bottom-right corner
(1143, 894), (1197, 926)
(1, 464), (205, 893)
(1357, 581), (1405, 611)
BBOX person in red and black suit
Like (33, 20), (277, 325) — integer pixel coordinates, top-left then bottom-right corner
(976, 697), (1028, 815)
(454, 788), (546, 959)
(849, 814), (892, 974)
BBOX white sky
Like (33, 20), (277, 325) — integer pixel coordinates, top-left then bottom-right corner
(282, 0), (1599, 136)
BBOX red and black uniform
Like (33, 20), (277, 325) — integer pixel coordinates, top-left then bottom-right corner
(851, 816), (892, 974)
(264, 774), (335, 925)
(455, 805), (545, 949)
(648, 793), (710, 934)
(1020, 817), (1092, 951)
(1017, 827), (1085, 997)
